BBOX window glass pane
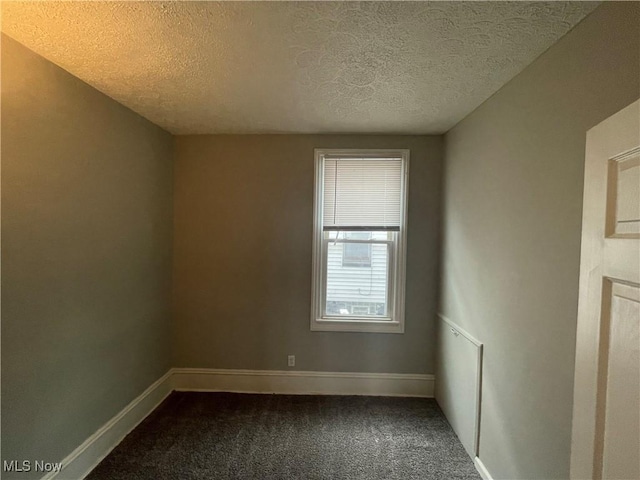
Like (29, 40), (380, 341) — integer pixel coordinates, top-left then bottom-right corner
(325, 235), (389, 318)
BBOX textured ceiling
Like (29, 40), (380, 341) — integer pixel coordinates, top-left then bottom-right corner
(2, 1), (598, 134)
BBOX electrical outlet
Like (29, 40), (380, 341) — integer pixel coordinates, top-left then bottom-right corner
(287, 355), (295, 367)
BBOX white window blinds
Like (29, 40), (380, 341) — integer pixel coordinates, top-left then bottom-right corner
(322, 157), (404, 230)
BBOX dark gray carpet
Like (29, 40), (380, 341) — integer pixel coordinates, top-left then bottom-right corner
(87, 392), (480, 480)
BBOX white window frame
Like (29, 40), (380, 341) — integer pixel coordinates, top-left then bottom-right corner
(310, 149), (409, 334)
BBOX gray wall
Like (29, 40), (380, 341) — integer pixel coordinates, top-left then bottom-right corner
(440, 3), (640, 479)
(1, 35), (174, 478)
(173, 135), (443, 373)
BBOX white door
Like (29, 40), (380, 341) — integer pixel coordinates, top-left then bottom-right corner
(571, 99), (640, 480)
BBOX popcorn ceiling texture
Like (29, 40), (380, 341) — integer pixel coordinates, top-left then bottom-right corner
(1, 1), (598, 134)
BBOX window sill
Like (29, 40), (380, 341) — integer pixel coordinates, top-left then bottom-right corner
(311, 318), (404, 334)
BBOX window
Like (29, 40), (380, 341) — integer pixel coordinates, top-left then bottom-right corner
(311, 149), (409, 333)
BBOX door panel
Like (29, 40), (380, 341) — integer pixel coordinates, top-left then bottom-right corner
(597, 281), (640, 480)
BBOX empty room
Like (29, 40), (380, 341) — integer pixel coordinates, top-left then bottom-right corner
(2, 1), (639, 479)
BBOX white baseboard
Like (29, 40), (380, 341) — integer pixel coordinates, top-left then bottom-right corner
(172, 368), (435, 398)
(42, 370), (173, 480)
(474, 456), (493, 480)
